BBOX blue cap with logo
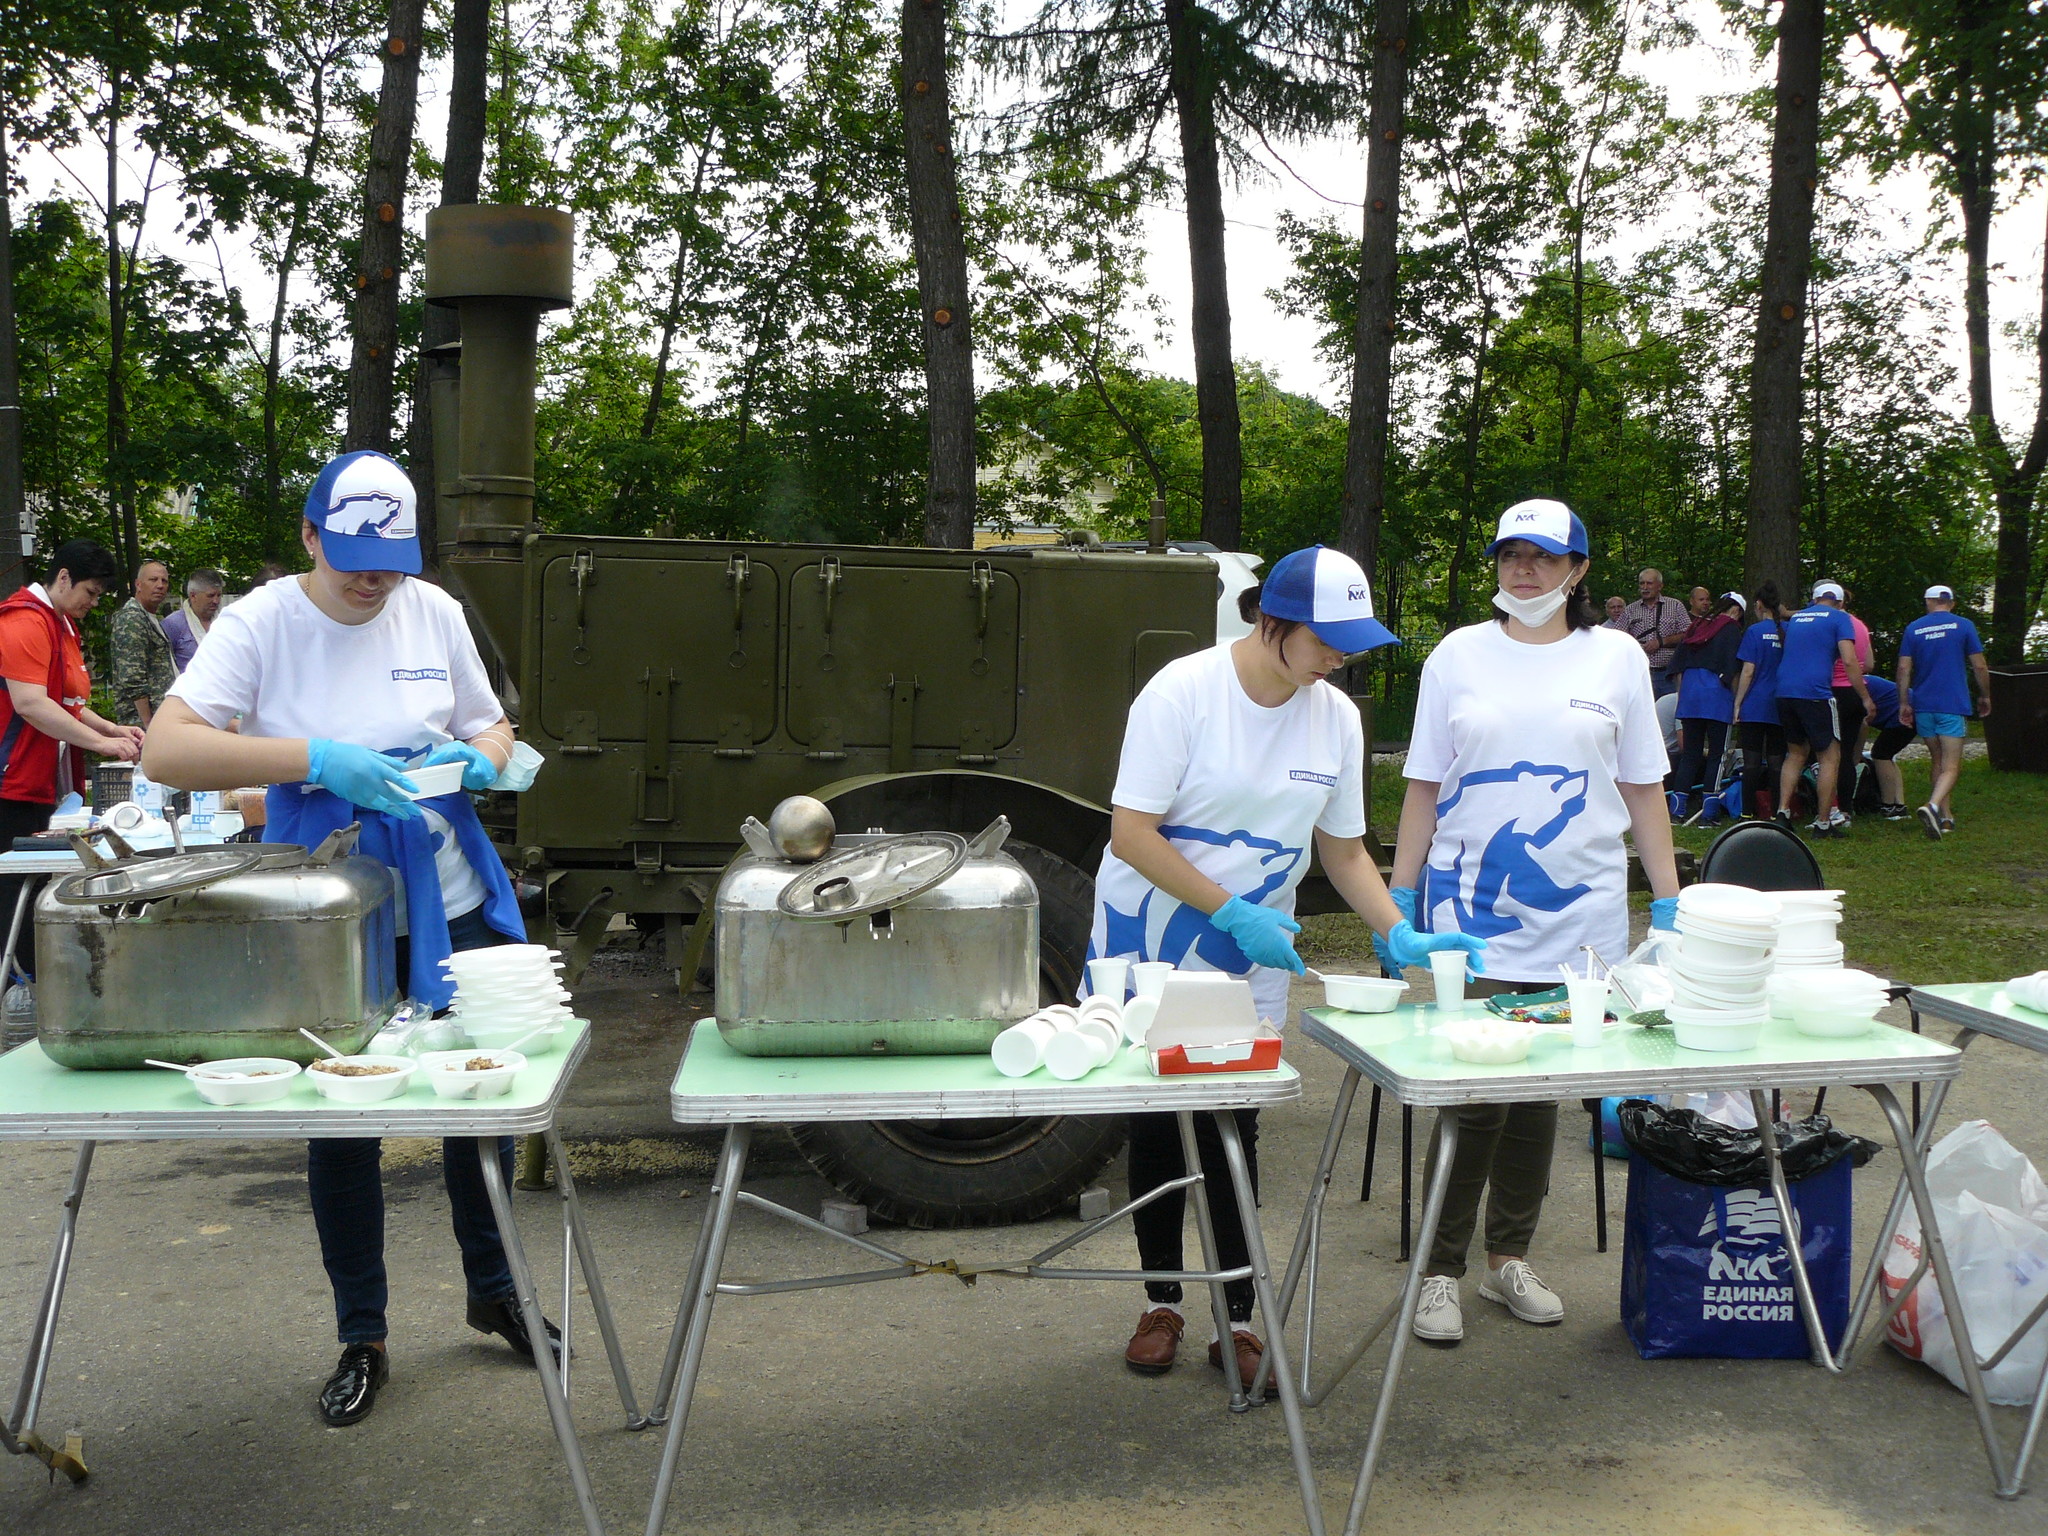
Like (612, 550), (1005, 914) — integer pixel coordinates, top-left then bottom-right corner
(1484, 497), (1588, 558)
(1258, 546), (1398, 654)
(304, 450), (421, 575)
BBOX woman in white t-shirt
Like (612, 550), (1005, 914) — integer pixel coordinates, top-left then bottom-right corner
(1390, 499), (1681, 1347)
(142, 451), (554, 1429)
(1093, 546), (1484, 1389)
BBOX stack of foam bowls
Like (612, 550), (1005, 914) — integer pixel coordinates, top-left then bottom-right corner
(1772, 889), (1846, 972)
(1778, 968), (1890, 1038)
(440, 945), (573, 1053)
(1666, 883), (1781, 1051)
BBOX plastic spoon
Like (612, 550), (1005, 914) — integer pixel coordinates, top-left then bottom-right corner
(145, 1058), (247, 1081)
(298, 1028), (346, 1059)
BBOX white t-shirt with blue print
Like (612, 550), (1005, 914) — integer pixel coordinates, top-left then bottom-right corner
(1091, 645), (1367, 1023)
(1405, 621), (1667, 983)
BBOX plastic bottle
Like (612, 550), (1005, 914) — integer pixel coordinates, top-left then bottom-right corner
(130, 764), (164, 816)
(3, 980), (36, 1053)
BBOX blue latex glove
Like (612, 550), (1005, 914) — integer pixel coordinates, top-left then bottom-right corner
(307, 738), (421, 820)
(1208, 895), (1305, 974)
(1383, 919), (1487, 975)
(1650, 896), (1679, 932)
(425, 740), (499, 792)
(1371, 887), (1421, 975)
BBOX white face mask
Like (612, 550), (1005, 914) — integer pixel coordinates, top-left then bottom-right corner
(1492, 564), (1583, 627)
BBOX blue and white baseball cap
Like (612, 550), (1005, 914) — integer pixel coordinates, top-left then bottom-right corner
(304, 450), (421, 575)
(1257, 546), (1398, 654)
(1484, 498), (1589, 558)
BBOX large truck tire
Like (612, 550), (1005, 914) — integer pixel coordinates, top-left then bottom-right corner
(789, 841), (1126, 1228)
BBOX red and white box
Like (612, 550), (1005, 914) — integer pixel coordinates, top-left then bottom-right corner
(1145, 972), (1284, 1076)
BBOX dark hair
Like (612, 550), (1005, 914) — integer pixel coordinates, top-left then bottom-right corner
(46, 540), (117, 588)
(1489, 561), (1601, 631)
(1238, 582), (1317, 663)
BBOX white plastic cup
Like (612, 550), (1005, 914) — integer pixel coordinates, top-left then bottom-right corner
(1085, 956), (1131, 1002)
(991, 1017), (1058, 1078)
(1071, 1015), (1121, 1057)
(1429, 949), (1469, 1012)
(1044, 1027), (1113, 1080)
(1077, 996), (1123, 1034)
(1119, 993), (1160, 1046)
(1131, 961), (1174, 1000)
(1032, 1004), (1080, 1032)
(1566, 977), (1610, 1048)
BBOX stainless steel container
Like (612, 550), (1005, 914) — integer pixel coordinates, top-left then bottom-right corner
(715, 819), (1039, 1056)
(35, 829), (400, 1069)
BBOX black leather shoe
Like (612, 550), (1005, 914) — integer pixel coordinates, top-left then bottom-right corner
(319, 1343), (387, 1426)
(466, 1296), (564, 1365)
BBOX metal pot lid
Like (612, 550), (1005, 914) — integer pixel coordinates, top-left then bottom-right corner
(51, 847), (266, 906)
(775, 831), (968, 920)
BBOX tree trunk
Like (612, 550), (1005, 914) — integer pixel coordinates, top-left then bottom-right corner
(0, 110), (26, 597)
(1336, 0), (1409, 580)
(1989, 194), (2048, 660)
(264, 58), (333, 561)
(1165, 0), (1242, 550)
(346, 0), (426, 454)
(105, 70), (139, 580)
(1741, 0), (1823, 603)
(901, 0), (976, 549)
(409, 0), (489, 565)
(1442, 341), (1488, 628)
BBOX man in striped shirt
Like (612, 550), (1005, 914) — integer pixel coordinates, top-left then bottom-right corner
(1619, 569), (1690, 697)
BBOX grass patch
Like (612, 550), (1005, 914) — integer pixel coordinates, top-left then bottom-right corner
(1322, 755), (2048, 985)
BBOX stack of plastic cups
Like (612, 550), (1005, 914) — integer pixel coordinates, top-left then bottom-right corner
(1665, 883), (1781, 1051)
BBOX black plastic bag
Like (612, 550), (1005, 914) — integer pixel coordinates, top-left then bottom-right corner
(1616, 1099), (1881, 1187)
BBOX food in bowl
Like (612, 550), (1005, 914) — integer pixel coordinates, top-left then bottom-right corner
(303, 1054), (419, 1103)
(311, 1059), (401, 1077)
(463, 1055), (502, 1071)
(184, 1057), (301, 1106)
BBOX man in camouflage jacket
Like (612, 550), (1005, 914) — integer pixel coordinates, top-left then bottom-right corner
(110, 559), (177, 727)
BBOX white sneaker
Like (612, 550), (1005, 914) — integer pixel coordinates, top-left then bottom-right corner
(1479, 1259), (1564, 1325)
(1412, 1274), (1463, 1343)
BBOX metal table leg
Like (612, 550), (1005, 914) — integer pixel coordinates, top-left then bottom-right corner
(2, 1140), (92, 1482)
(647, 1144), (730, 1425)
(1339, 1112), (1461, 1536)
(645, 1125), (752, 1536)
(476, 1137), (609, 1536)
(1359, 1083), (1380, 1202)
(1213, 1109), (1325, 1536)
(1177, 1111), (1246, 1408)
(0, 879), (35, 987)
(545, 1129), (645, 1426)
(1252, 1067), (1360, 1401)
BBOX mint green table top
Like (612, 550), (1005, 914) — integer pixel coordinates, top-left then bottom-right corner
(1300, 1004), (1960, 1107)
(670, 1019), (1301, 1124)
(0, 1019), (589, 1140)
(1908, 983), (2048, 1052)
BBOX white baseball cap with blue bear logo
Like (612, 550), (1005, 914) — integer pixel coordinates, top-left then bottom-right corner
(304, 450), (421, 575)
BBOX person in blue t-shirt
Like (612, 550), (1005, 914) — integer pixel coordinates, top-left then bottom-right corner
(1729, 581), (1789, 817)
(1897, 583), (1991, 838)
(1858, 676), (1917, 819)
(1775, 581), (1874, 835)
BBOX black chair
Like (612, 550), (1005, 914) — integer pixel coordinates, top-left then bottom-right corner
(1695, 819), (1824, 890)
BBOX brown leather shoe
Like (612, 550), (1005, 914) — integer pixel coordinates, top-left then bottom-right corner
(1124, 1307), (1185, 1375)
(1207, 1328), (1280, 1398)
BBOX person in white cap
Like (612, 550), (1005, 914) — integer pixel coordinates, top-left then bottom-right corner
(1897, 584), (1991, 837)
(1389, 500), (1681, 1345)
(1093, 544), (1483, 1389)
(141, 450), (557, 1427)
(1774, 581), (1874, 835)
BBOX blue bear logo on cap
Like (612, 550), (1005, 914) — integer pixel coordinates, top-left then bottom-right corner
(327, 490), (406, 538)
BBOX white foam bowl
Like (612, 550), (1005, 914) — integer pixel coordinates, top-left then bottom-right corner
(1323, 975), (1408, 1013)
(1440, 1020), (1538, 1064)
(1674, 929), (1775, 968)
(1668, 1012), (1766, 1052)
(442, 944), (562, 969)
(419, 1049), (526, 1099)
(1791, 1009), (1879, 1039)
(1678, 884), (1785, 924)
(184, 1057), (301, 1105)
(461, 1019), (568, 1054)
(402, 760), (468, 798)
(305, 1054), (418, 1103)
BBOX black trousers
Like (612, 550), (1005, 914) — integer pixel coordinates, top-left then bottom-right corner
(1671, 718), (1729, 798)
(1128, 1108), (1260, 1323)
(0, 798), (54, 976)
(1830, 686), (1868, 805)
(1738, 721), (1785, 811)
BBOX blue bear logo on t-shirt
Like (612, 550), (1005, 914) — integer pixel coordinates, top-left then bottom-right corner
(1100, 825), (1303, 973)
(1422, 762), (1592, 942)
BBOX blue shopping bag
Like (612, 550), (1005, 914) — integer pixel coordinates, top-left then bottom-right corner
(1620, 1154), (1853, 1360)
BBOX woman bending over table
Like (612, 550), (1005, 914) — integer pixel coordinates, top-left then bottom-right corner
(1388, 500), (1682, 1346)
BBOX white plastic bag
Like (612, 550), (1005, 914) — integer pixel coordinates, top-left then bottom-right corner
(1881, 1119), (2048, 1405)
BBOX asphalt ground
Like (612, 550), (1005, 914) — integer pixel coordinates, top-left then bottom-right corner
(2, 940), (2045, 1536)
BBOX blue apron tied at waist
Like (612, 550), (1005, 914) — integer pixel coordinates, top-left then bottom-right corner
(265, 782), (522, 1009)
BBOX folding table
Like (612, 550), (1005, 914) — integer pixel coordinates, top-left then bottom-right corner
(1860, 982), (2048, 1499)
(644, 1020), (1323, 1536)
(1261, 1003), (1976, 1535)
(0, 1019), (642, 1536)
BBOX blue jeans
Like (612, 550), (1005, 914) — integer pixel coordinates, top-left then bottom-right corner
(307, 905), (518, 1344)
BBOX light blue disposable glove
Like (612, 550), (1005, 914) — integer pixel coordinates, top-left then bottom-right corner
(1208, 895), (1306, 974)
(425, 740), (499, 792)
(1371, 887), (1422, 975)
(1650, 896), (1679, 932)
(307, 738), (421, 820)
(1384, 919), (1487, 975)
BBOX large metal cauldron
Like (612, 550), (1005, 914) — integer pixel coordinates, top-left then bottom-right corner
(715, 817), (1038, 1056)
(35, 825), (399, 1069)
